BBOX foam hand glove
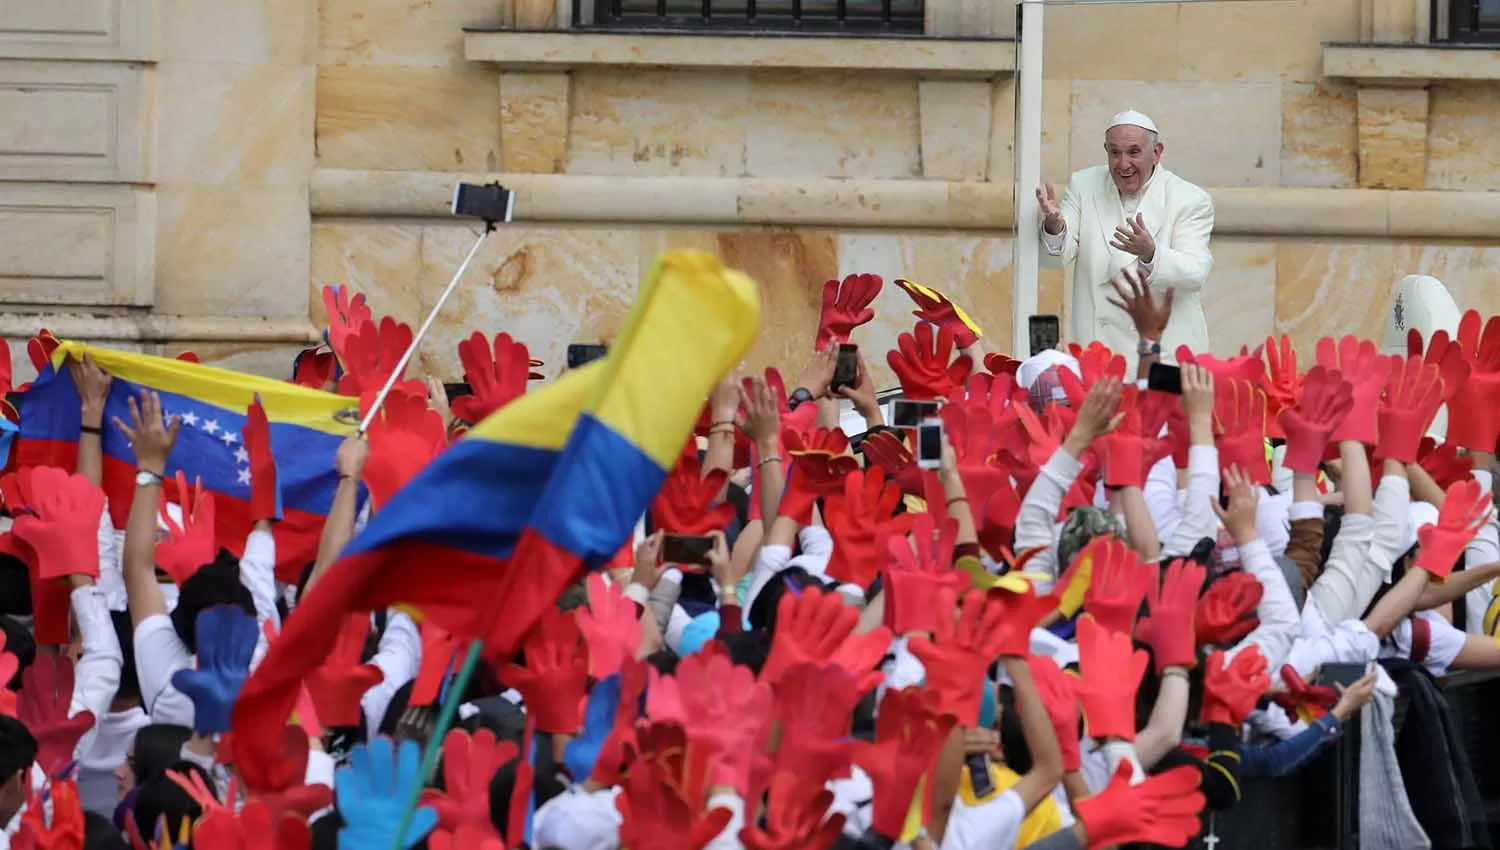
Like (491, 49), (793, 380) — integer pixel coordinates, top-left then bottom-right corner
(1260, 335), (1303, 437)
(1081, 537), (1155, 635)
(360, 389), (447, 510)
(1213, 378), (1269, 484)
(1418, 437), (1472, 490)
(336, 316), (422, 398)
(1073, 614), (1149, 742)
(429, 729), (516, 837)
(17, 655), (95, 776)
(781, 427), (859, 524)
(321, 285), (372, 363)
(588, 659), (647, 787)
(305, 614), (384, 729)
(426, 825), (506, 850)
(1012, 401), (1072, 470)
(824, 467), (914, 588)
(1446, 311), (1500, 451)
(772, 662), (874, 783)
(1136, 559), (1206, 673)
(761, 584), (887, 685)
(1099, 387), (1155, 488)
(1271, 664), (1340, 724)
(941, 400), (1016, 513)
(499, 607), (589, 734)
(859, 430), (922, 495)
(335, 737), (439, 850)
(883, 513), (965, 635)
(171, 605), (258, 734)
(1075, 763), (1205, 850)
(1200, 646), (1271, 727)
(1028, 657), (1082, 771)
(852, 687), (956, 841)
(1376, 354), (1446, 463)
(291, 346), (337, 390)
(154, 473), (217, 585)
(650, 450), (735, 537)
(985, 352), (1022, 378)
(887, 323), (973, 400)
(1195, 571), (1262, 646)
(15, 778), (85, 850)
(745, 367), (816, 456)
(674, 645), (773, 796)
(576, 572), (642, 679)
(241, 395), (282, 522)
(230, 726), (334, 818)
(1278, 365), (1354, 474)
(616, 745), (733, 850)
(0, 631), (17, 716)
(452, 331), (542, 424)
(740, 773), (847, 850)
(1067, 342), (1128, 390)
(1416, 478), (1494, 577)
(22, 330), (60, 391)
(894, 278), (983, 349)
(190, 800), (315, 850)
(9, 466), (104, 580)
(1406, 325), (1471, 406)
(563, 672), (623, 783)
(1178, 347), (1266, 388)
(1142, 388), (1190, 469)
(1316, 335), (1389, 445)
(818, 273), (882, 349)
(908, 587), (1032, 726)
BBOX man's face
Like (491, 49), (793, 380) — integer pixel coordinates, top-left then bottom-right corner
(1104, 125), (1162, 195)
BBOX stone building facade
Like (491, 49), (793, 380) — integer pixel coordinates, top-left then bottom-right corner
(5, 0), (1500, 388)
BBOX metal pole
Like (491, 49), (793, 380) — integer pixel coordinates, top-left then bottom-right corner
(1012, 0), (1044, 357)
(357, 226), (490, 434)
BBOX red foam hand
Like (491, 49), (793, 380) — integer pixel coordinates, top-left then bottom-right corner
(409, 623), (457, 707)
(1028, 657), (1083, 771)
(674, 646), (773, 796)
(1316, 335), (1390, 445)
(781, 427), (858, 524)
(1075, 762), (1205, 850)
(9, 466), (103, 580)
(228, 726), (332, 819)
(500, 607), (589, 734)
(748, 367), (817, 454)
(909, 586), (1040, 725)
(852, 687), (956, 841)
(577, 572), (642, 680)
(1200, 646), (1271, 727)
(824, 467), (913, 588)
(1136, 559), (1206, 673)
(0, 631), (17, 716)
(24, 330), (60, 389)
(18, 655), (95, 776)
(191, 800), (315, 850)
(1213, 378), (1269, 484)
(1012, 401), (1071, 469)
(739, 773), (846, 850)
(16, 779), (85, 850)
(771, 662), (874, 783)
(1416, 478), (1494, 578)
(321, 285), (372, 362)
(1270, 664), (1340, 724)
(650, 449), (735, 537)
(1406, 326), (1471, 406)
(894, 278), (983, 350)
(427, 826), (505, 850)
(1141, 389), (1190, 469)
(859, 429), (922, 495)
(761, 584), (892, 686)
(817, 273), (882, 349)
(242, 395), (281, 523)
(1195, 571), (1262, 647)
(1278, 366), (1354, 474)
(941, 399), (1017, 519)
(1259, 335), (1304, 438)
(984, 352), (1022, 378)
(336, 316), (421, 398)
(1177, 346), (1266, 388)
(1073, 614), (1149, 742)
(1376, 354), (1447, 464)
(360, 389), (447, 511)
(883, 513), (965, 635)
(1066, 342), (1127, 390)
(887, 323), (973, 400)
(590, 657), (647, 787)
(616, 738), (733, 850)
(1079, 537), (1155, 635)
(430, 729), (517, 838)
(1099, 387), (1162, 488)
(290, 348), (336, 390)
(452, 331), (542, 424)
(304, 614), (383, 729)
(1418, 437), (1472, 490)
(154, 473), (217, 585)
(1445, 311), (1500, 451)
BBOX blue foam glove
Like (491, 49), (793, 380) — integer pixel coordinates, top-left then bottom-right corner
(170, 605), (257, 734)
(562, 673), (621, 782)
(335, 737), (438, 850)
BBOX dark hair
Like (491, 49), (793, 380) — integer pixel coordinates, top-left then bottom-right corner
(747, 568), (830, 631)
(0, 715), (37, 782)
(84, 811), (130, 850)
(111, 610), (140, 703)
(0, 555), (29, 616)
(0, 617), (34, 690)
(996, 685), (1032, 774)
(169, 552), (255, 654)
(1319, 505), (1345, 567)
(131, 725), (193, 789)
(644, 649), (679, 677)
(556, 580), (589, 613)
(720, 628), (772, 676)
(132, 761), (213, 845)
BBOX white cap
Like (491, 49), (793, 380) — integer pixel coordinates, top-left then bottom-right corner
(1108, 109), (1159, 135)
(1016, 349), (1081, 392)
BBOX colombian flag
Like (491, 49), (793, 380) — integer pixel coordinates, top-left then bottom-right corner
(232, 251), (760, 743)
(16, 346), (358, 578)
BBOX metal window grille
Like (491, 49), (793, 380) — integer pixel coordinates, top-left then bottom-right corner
(572, 0), (925, 33)
(1434, 0), (1500, 41)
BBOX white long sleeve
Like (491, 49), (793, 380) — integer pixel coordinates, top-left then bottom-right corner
(240, 529), (278, 671)
(1229, 538), (1299, 670)
(1162, 445), (1219, 558)
(1366, 475), (1412, 581)
(133, 614), (195, 726)
(1143, 456), (1183, 547)
(1014, 449), (1083, 582)
(95, 503), (127, 612)
(68, 584), (121, 769)
(1465, 469), (1499, 634)
(361, 612), (420, 737)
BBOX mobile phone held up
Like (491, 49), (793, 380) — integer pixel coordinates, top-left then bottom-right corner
(451, 182), (515, 223)
(1316, 663), (1368, 690)
(916, 416), (944, 470)
(891, 399), (940, 429)
(832, 344), (859, 393)
(567, 343), (609, 370)
(662, 533), (714, 567)
(1028, 314), (1061, 358)
(1147, 362), (1183, 395)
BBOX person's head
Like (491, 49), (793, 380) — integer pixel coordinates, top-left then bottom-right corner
(1103, 111), (1163, 195)
(0, 616), (34, 690)
(131, 761), (213, 846)
(0, 715), (37, 821)
(0, 553), (29, 617)
(168, 553), (255, 655)
(111, 610), (141, 710)
(115, 724), (192, 803)
(1057, 507), (1121, 571)
(84, 811), (130, 850)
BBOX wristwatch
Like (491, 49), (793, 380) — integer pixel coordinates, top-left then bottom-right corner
(787, 387), (815, 411)
(1138, 338), (1162, 357)
(135, 469), (164, 488)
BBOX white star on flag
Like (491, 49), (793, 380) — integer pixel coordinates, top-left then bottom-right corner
(181, 412), (199, 427)
(203, 419), (219, 435)
(237, 468), (251, 485)
(219, 432), (237, 447)
(234, 447), (249, 464)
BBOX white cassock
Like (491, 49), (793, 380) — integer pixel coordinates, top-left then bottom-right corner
(1039, 164), (1214, 368)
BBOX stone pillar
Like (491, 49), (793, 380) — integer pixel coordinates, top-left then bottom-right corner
(1356, 86), (1429, 190)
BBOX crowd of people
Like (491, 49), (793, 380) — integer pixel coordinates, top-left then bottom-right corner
(0, 260), (1498, 850)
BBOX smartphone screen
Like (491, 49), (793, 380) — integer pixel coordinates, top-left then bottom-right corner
(832, 344), (859, 392)
(567, 343), (609, 370)
(451, 182), (515, 222)
(1147, 362), (1183, 395)
(1028, 315), (1061, 358)
(965, 754), (996, 799)
(916, 417), (943, 469)
(891, 399), (939, 429)
(662, 533), (714, 566)
(1316, 663), (1368, 689)
(443, 382), (473, 404)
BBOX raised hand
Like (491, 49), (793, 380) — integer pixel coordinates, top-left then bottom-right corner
(616, 741), (733, 850)
(760, 585), (891, 687)
(1073, 614), (1149, 742)
(883, 513), (965, 635)
(336, 316), (422, 399)
(171, 606), (258, 734)
(1028, 657), (1083, 771)
(1375, 354), (1446, 464)
(1080, 537), (1155, 635)
(452, 331), (543, 424)
(858, 429), (922, 495)
(1260, 334), (1303, 432)
(1105, 267), (1173, 342)
(739, 773), (846, 850)
(1316, 334), (1389, 445)
(335, 737), (439, 850)
(499, 607), (589, 734)
(1445, 310), (1500, 451)
(674, 646), (773, 797)
(650, 449), (735, 537)
(909, 585), (1048, 725)
(894, 278), (984, 350)
(1075, 762), (1205, 850)
(9, 466), (104, 580)
(428, 729), (516, 838)
(1213, 378), (1269, 484)
(112, 390), (181, 476)
(576, 572), (642, 679)
(817, 273), (882, 349)
(360, 389), (447, 510)
(242, 395), (282, 523)
(1110, 212), (1157, 260)
(17, 655), (95, 776)
(305, 614), (385, 729)
(15, 778), (86, 850)
(1418, 437), (1472, 490)
(1135, 559), (1206, 673)
(1194, 571), (1262, 647)
(887, 322), (973, 400)
(321, 284), (372, 362)
(780, 427), (859, 524)
(1200, 646), (1271, 727)
(1277, 365), (1353, 474)
(154, 472), (217, 585)
(823, 467), (914, 588)
(852, 687), (956, 841)
(1416, 478), (1494, 577)
(771, 662), (873, 783)
(228, 725), (334, 818)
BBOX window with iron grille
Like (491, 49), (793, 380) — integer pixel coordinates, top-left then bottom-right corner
(572, 0), (925, 33)
(1434, 0), (1500, 41)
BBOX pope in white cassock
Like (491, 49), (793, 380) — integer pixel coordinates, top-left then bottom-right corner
(1036, 110), (1214, 368)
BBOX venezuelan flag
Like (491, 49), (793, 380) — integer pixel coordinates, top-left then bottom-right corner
(232, 251), (760, 741)
(16, 346), (358, 578)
